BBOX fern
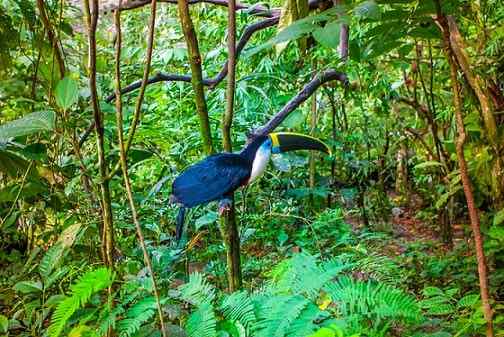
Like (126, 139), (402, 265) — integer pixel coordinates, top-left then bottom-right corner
(185, 302), (217, 337)
(117, 297), (157, 337)
(272, 253), (349, 299)
(324, 276), (422, 331)
(179, 272), (215, 306)
(39, 243), (66, 281)
(221, 291), (257, 334)
(48, 268), (113, 337)
(252, 294), (322, 337)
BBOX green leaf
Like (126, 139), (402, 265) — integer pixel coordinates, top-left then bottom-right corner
(0, 314), (8, 333)
(55, 77), (79, 111)
(493, 208), (504, 226)
(0, 111), (55, 141)
(414, 161), (443, 170)
(354, 0), (381, 20)
(313, 21), (341, 49)
(195, 212), (218, 230)
(422, 286), (445, 297)
(14, 280), (43, 294)
(457, 294), (479, 308)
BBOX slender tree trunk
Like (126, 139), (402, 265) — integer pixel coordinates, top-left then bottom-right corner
(309, 77), (317, 208)
(219, 0), (242, 291)
(436, 2), (494, 335)
(113, 7), (168, 336)
(448, 52), (494, 337)
(177, 0), (214, 155)
(82, 0), (115, 267)
(445, 16), (504, 208)
(36, 0), (66, 79)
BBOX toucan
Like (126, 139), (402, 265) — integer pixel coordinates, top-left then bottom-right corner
(170, 132), (331, 240)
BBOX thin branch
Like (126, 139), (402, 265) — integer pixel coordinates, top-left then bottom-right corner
(110, 0), (278, 17)
(104, 16), (279, 103)
(36, 0), (66, 78)
(253, 69), (348, 136)
(105, 0), (159, 180)
(103, 0), (329, 103)
(113, 6), (167, 336)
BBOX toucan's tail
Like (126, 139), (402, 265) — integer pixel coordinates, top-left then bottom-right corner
(176, 207), (186, 241)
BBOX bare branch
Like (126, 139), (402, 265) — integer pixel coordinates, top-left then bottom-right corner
(254, 69), (348, 136)
(104, 16), (278, 103)
(107, 0), (278, 17)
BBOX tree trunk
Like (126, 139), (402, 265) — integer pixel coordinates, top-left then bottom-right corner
(177, 0), (214, 155)
(435, 2), (494, 335)
(446, 15), (503, 208)
(220, 0), (242, 291)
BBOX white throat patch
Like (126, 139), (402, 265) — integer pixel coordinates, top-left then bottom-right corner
(249, 144), (272, 183)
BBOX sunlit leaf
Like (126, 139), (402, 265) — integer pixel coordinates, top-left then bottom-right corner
(55, 77), (79, 111)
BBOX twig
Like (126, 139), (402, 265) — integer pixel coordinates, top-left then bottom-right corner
(113, 5), (167, 336)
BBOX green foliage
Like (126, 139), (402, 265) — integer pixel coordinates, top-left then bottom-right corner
(179, 272), (216, 306)
(186, 302), (217, 337)
(48, 268), (113, 337)
(117, 297), (157, 337)
(0, 110), (55, 141)
(55, 77), (79, 111)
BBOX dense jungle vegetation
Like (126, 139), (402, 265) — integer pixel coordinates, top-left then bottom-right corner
(1, 0), (504, 336)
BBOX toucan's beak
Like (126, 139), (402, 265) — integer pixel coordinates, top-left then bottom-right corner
(269, 132), (331, 155)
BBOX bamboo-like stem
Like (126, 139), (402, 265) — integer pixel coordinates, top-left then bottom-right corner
(219, 0), (242, 292)
(113, 7), (168, 336)
(435, 1), (494, 335)
(177, 0), (214, 155)
(82, 0), (115, 267)
(106, 0), (159, 180)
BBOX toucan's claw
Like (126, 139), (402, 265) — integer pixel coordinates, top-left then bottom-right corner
(218, 198), (233, 215)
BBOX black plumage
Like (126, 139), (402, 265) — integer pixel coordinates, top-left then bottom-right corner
(172, 153), (251, 207)
(171, 135), (268, 240)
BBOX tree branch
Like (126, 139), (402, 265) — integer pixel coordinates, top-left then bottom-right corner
(104, 16), (279, 103)
(253, 69), (348, 136)
(108, 0), (278, 17)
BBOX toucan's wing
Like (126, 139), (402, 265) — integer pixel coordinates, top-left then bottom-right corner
(172, 153), (251, 207)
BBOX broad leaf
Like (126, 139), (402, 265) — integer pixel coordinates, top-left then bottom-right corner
(55, 77), (79, 111)
(0, 111), (55, 141)
(14, 280), (43, 294)
(313, 21), (341, 49)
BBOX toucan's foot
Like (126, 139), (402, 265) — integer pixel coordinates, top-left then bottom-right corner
(218, 198), (233, 215)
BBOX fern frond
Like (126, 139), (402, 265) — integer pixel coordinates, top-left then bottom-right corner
(48, 267), (113, 337)
(253, 294), (316, 337)
(324, 276), (422, 328)
(117, 297), (157, 337)
(221, 291), (257, 334)
(179, 272), (215, 306)
(273, 253), (348, 299)
(185, 301), (217, 337)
